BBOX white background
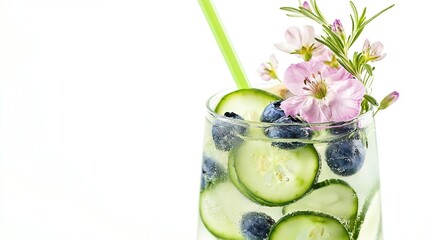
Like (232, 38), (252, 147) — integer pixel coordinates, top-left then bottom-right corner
(0, 0), (426, 239)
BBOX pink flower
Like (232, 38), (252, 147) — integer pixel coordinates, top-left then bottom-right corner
(362, 39), (386, 61)
(258, 54), (279, 81)
(314, 48), (339, 68)
(280, 61), (365, 123)
(274, 25), (325, 61)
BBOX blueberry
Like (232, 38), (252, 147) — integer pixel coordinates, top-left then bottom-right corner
(212, 112), (248, 151)
(326, 139), (366, 176)
(240, 212), (275, 240)
(328, 121), (357, 135)
(264, 116), (312, 150)
(200, 156), (225, 190)
(260, 100), (285, 123)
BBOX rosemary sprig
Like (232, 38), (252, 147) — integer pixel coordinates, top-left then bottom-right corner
(280, 1), (394, 88)
(280, 0), (394, 113)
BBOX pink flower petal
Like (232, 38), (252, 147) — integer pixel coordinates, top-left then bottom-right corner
(324, 66), (353, 83)
(301, 25), (316, 46)
(362, 39), (386, 61)
(276, 26), (326, 60)
(363, 39), (370, 52)
(371, 41), (384, 56)
(274, 42), (292, 53)
(302, 1), (310, 10)
(311, 42), (327, 57)
(328, 97), (362, 122)
(269, 54), (279, 68)
(284, 61), (326, 95)
(328, 77), (365, 100)
(312, 48), (332, 61)
(301, 98), (332, 123)
(284, 26), (303, 49)
(280, 60), (365, 123)
(281, 96), (332, 123)
(280, 95), (307, 117)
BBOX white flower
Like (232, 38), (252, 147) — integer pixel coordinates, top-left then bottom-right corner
(362, 39), (386, 61)
(258, 54), (279, 81)
(274, 25), (325, 61)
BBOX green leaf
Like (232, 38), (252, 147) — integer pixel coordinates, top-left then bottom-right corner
(353, 52), (360, 65)
(363, 63), (374, 76)
(300, 7), (325, 24)
(361, 99), (369, 113)
(348, 59), (356, 68)
(350, 1), (359, 23)
(310, 0), (327, 23)
(317, 37), (344, 59)
(335, 58), (355, 76)
(364, 94), (379, 106)
(362, 4), (395, 28)
(322, 25), (345, 50)
(350, 14), (356, 32)
(349, 27), (364, 47)
(359, 7), (367, 25)
(280, 7), (302, 14)
(286, 14), (305, 18)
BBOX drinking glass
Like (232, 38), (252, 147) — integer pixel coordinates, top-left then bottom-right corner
(197, 87), (383, 240)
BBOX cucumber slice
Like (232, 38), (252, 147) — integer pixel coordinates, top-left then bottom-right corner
(282, 179), (358, 228)
(228, 151), (274, 206)
(231, 141), (319, 205)
(199, 182), (281, 240)
(215, 88), (281, 121)
(354, 189), (382, 240)
(269, 211), (350, 240)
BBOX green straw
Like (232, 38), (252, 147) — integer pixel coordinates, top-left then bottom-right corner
(198, 0), (251, 89)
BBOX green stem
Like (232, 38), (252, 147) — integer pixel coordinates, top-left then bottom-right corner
(374, 108), (380, 116)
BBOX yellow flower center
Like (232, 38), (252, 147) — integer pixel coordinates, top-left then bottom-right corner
(303, 72), (328, 99)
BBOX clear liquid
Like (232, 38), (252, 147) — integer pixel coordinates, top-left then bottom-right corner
(197, 90), (383, 240)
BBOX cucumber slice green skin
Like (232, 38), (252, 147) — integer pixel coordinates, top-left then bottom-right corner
(228, 152), (275, 206)
(353, 188), (382, 240)
(200, 182), (281, 240)
(215, 88), (281, 122)
(269, 211), (351, 240)
(282, 179), (358, 229)
(199, 182), (248, 240)
(231, 141), (320, 206)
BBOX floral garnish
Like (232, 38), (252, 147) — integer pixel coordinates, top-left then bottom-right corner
(274, 25), (325, 61)
(258, 55), (280, 81)
(280, 61), (365, 123)
(331, 19), (346, 41)
(302, 1), (311, 10)
(260, 0), (397, 122)
(318, 49), (339, 68)
(362, 39), (386, 62)
(376, 91), (399, 114)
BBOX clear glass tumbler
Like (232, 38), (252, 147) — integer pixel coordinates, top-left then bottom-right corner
(197, 88), (383, 240)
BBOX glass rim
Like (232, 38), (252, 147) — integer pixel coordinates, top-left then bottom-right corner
(205, 86), (374, 129)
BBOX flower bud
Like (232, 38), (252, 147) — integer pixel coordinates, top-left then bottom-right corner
(332, 19), (344, 33)
(302, 1), (311, 10)
(331, 19), (346, 41)
(378, 91), (399, 110)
